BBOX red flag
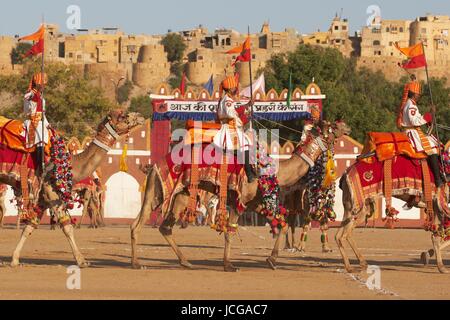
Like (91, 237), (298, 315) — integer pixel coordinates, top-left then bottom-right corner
(24, 39), (44, 57)
(401, 54), (427, 69)
(226, 37), (251, 66)
(394, 42), (427, 69)
(179, 72), (186, 96)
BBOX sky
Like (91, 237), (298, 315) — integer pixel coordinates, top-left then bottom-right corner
(0, 0), (449, 37)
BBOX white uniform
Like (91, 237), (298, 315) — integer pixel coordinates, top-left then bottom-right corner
(213, 95), (251, 151)
(23, 91), (50, 148)
(401, 98), (439, 154)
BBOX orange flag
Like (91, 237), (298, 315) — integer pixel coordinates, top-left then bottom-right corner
(19, 24), (45, 42)
(226, 37), (251, 66)
(394, 42), (427, 69)
(394, 42), (423, 58)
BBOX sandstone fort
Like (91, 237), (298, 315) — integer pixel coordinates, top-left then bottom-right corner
(1, 13), (450, 96)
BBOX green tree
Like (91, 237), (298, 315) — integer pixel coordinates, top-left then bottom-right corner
(0, 61), (114, 139)
(129, 95), (152, 120)
(161, 33), (187, 63)
(10, 43), (33, 65)
(117, 80), (133, 104)
(260, 44), (450, 143)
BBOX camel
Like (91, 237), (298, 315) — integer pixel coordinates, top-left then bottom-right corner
(283, 184), (333, 253)
(130, 121), (351, 272)
(0, 110), (144, 268)
(76, 186), (105, 229)
(336, 161), (450, 274)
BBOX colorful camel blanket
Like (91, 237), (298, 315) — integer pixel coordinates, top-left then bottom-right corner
(0, 116), (52, 154)
(0, 143), (40, 196)
(157, 144), (244, 195)
(346, 155), (435, 212)
(73, 177), (96, 192)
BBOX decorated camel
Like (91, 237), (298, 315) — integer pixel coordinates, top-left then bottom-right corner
(0, 110), (144, 267)
(130, 120), (351, 272)
(335, 132), (450, 274)
(282, 183), (333, 253)
(74, 178), (105, 229)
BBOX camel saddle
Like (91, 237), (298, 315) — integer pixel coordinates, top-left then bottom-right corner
(0, 116), (51, 154)
(183, 120), (221, 145)
(360, 132), (427, 163)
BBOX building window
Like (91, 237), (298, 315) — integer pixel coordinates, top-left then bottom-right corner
(354, 147), (359, 154)
(108, 157), (113, 164)
(340, 141), (345, 148)
(68, 52), (73, 58)
(136, 158), (140, 165)
(386, 27), (390, 32)
(116, 143), (121, 149)
(346, 160), (351, 167)
(342, 26), (347, 31)
(334, 26), (339, 31)
(421, 28), (427, 34)
(141, 131), (146, 138)
(252, 54), (256, 59)
(129, 138), (134, 144)
(114, 52), (117, 57)
(373, 40), (381, 46)
(389, 42), (393, 46)
(399, 27), (404, 32)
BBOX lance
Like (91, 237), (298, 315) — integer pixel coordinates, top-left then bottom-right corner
(40, 15), (46, 176)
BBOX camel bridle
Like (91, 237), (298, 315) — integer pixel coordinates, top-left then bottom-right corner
(92, 113), (131, 152)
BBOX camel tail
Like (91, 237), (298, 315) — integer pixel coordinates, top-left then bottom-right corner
(339, 174), (346, 191)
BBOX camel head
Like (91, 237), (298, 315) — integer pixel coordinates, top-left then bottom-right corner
(100, 109), (145, 137)
(331, 120), (351, 139)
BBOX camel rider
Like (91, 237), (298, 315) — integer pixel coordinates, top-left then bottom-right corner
(23, 73), (50, 170)
(213, 75), (256, 183)
(300, 104), (322, 144)
(397, 80), (444, 189)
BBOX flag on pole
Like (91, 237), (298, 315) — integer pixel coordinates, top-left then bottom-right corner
(19, 24), (45, 42)
(226, 37), (251, 66)
(240, 73), (265, 99)
(394, 42), (427, 69)
(287, 72), (293, 107)
(19, 24), (46, 58)
(179, 72), (186, 96)
(203, 75), (214, 96)
(24, 39), (44, 57)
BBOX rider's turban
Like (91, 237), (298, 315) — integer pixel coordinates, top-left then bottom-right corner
(29, 73), (48, 90)
(219, 75), (238, 97)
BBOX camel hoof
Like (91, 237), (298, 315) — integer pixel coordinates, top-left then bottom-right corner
(180, 261), (194, 269)
(10, 261), (21, 268)
(131, 262), (145, 270)
(224, 264), (240, 273)
(438, 265), (449, 274)
(421, 252), (430, 266)
(78, 261), (90, 269)
(322, 247), (333, 253)
(266, 257), (277, 270)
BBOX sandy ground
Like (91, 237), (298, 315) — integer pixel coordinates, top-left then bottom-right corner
(0, 225), (449, 300)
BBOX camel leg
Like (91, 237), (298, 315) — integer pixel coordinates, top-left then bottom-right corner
(321, 224), (333, 253)
(159, 214), (193, 269)
(224, 233), (239, 272)
(267, 225), (289, 270)
(11, 225), (35, 267)
(130, 195), (153, 269)
(0, 199), (5, 229)
(16, 214), (21, 230)
(432, 235), (448, 274)
(345, 214), (368, 270)
(298, 224), (310, 252)
(62, 224), (90, 268)
(336, 210), (367, 273)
